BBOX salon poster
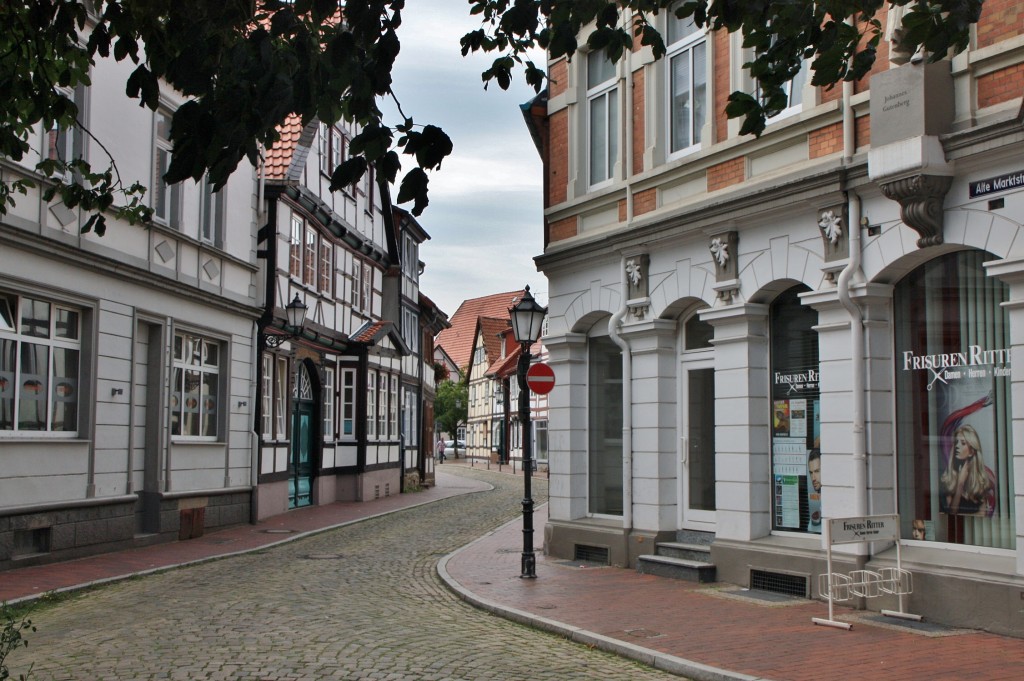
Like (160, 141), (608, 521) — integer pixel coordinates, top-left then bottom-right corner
(771, 394), (821, 532)
(901, 345), (1006, 517)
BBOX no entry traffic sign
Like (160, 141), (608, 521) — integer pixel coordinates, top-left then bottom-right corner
(526, 362), (555, 395)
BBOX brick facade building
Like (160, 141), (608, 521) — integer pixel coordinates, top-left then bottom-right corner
(527, 5), (1024, 634)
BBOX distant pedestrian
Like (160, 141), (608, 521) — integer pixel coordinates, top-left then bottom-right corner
(436, 437), (446, 463)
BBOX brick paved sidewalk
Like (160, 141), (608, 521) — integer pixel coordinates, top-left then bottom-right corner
(441, 504), (1024, 681)
(5, 464), (1022, 681)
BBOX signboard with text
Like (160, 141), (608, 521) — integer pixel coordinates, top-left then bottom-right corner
(826, 514), (900, 545)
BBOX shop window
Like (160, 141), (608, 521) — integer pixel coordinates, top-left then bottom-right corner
(588, 333), (623, 515)
(0, 293), (80, 435)
(769, 286), (820, 535)
(171, 332), (221, 438)
(895, 250), (1015, 550)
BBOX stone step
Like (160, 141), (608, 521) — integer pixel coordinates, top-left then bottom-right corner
(636, 554), (717, 583)
(675, 529), (715, 546)
(655, 541), (712, 562)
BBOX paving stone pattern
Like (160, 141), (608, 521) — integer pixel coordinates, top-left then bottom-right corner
(13, 468), (684, 681)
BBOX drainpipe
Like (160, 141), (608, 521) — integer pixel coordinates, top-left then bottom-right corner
(622, 5), (635, 224)
(837, 21), (868, 520)
(608, 256), (633, 534)
(836, 192), (866, 519)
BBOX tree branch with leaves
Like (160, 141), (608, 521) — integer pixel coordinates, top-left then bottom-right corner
(1, 1), (982, 234)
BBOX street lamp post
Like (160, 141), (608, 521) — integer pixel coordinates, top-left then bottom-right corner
(509, 285), (547, 579)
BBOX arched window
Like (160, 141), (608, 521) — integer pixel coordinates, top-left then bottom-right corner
(769, 285), (820, 535)
(894, 250), (1015, 549)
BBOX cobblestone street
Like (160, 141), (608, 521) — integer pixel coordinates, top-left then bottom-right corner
(12, 467), (683, 680)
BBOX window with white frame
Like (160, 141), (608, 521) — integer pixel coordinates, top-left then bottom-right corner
(587, 48), (619, 187)
(46, 85), (86, 178)
(303, 224), (317, 287)
(359, 164), (375, 215)
(349, 257), (374, 314)
(667, 10), (707, 156)
(0, 292), (80, 435)
(274, 356), (287, 437)
(261, 354), (273, 438)
(367, 369), (377, 439)
(388, 374), (399, 439)
(290, 215), (303, 278)
(361, 261), (374, 313)
(341, 368), (356, 438)
(171, 332), (221, 438)
(376, 372), (387, 438)
(402, 233), (419, 283)
(403, 385), (419, 447)
(402, 306), (419, 355)
(323, 366), (335, 441)
(319, 238), (333, 294)
(318, 123), (346, 177)
(153, 109), (181, 227)
(318, 122), (330, 174)
(260, 354), (289, 440)
(200, 175), (225, 247)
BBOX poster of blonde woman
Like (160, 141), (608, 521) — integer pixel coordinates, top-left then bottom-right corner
(938, 398), (997, 517)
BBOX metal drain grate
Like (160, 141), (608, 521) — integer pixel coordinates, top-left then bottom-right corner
(750, 569), (809, 598)
(574, 544), (609, 565)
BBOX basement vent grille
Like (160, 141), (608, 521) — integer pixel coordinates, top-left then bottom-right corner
(750, 569), (809, 598)
(574, 544), (609, 565)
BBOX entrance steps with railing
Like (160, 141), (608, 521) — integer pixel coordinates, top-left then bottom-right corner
(636, 530), (716, 583)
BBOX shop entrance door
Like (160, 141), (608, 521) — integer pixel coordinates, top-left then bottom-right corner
(289, 402), (314, 509)
(681, 362), (716, 529)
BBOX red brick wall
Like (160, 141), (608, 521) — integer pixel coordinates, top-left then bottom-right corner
(809, 122), (843, 159)
(855, 9), (891, 95)
(633, 188), (657, 216)
(632, 67), (645, 176)
(549, 215), (577, 243)
(548, 109), (568, 207)
(713, 31), (730, 142)
(856, 113), (870, 151)
(549, 58), (569, 99)
(707, 157), (745, 192)
(618, 198), (627, 223)
(977, 0), (1024, 49)
(978, 64), (1024, 108)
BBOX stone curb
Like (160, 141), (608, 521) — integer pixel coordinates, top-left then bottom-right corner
(437, 511), (776, 681)
(7, 477), (495, 607)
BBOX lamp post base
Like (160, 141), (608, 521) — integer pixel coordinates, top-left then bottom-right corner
(521, 551), (537, 579)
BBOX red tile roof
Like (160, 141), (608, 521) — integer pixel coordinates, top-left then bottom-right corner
(266, 113), (304, 181)
(487, 328), (521, 378)
(478, 316), (511, 369)
(434, 289), (525, 375)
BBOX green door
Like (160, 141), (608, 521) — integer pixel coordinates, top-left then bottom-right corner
(289, 401), (314, 508)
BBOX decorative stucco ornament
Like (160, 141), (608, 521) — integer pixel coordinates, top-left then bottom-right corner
(625, 259), (643, 287)
(709, 237), (729, 268)
(818, 210), (843, 246)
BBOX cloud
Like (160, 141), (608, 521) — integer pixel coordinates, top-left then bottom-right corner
(387, 0), (547, 318)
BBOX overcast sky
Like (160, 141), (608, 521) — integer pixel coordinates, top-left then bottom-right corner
(385, 1), (547, 319)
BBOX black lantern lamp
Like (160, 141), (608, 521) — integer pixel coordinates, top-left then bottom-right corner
(509, 285), (547, 578)
(265, 293), (308, 348)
